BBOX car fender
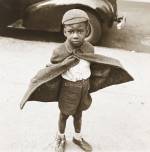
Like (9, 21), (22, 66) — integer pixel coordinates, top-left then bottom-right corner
(23, 0), (116, 32)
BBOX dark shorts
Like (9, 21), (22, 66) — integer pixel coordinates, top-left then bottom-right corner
(58, 78), (92, 115)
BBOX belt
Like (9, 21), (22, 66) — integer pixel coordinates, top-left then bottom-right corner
(63, 78), (89, 88)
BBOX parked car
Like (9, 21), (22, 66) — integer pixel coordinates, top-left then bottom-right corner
(0, 0), (119, 44)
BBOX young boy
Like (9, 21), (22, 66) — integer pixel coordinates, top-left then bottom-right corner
(52, 9), (94, 152)
(20, 9), (133, 152)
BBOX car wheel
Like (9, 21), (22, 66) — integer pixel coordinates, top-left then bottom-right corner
(85, 11), (102, 45)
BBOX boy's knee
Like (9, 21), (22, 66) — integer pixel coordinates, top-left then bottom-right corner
(73, 111), (82, 120)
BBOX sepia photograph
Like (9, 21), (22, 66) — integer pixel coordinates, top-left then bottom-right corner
(0, 0), (150, 151)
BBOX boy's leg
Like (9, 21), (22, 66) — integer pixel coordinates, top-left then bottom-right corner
(58, 112), (69, 134)
(73, 111), (82, 134)
(73, 111), (92, 151)
(55, 112), (69, 152)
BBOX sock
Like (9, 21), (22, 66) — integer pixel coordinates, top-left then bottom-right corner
(57, 131), (65, 139)
(74, 132), (82, 140)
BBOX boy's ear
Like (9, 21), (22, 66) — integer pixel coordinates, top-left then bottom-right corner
(85, 23), (90, 37)
(63, 28), (67, 37)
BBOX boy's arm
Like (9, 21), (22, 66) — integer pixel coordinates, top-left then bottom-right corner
(50, 49), (61, 64)
(50, 48), (78, 67)
(50, 49), (67, 64)
(45, 49), (62, 67)
(50, 47), (69, 64)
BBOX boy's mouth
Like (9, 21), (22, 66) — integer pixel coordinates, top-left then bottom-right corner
(72, 41), (80, 43)
(72, 40), (81, 43)
(72, 41), (81, 46)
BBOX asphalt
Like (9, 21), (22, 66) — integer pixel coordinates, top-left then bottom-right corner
(0, 37), (150, 152)
(100, 0), (150, 53)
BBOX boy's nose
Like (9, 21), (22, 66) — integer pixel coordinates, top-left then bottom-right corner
(73, 32), (78, 38)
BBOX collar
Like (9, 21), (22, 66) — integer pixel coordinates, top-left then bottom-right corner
(65, 40), (85, 54)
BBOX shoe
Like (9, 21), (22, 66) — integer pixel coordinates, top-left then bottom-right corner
(73, 137), (92, 152)
(55, 135), (66, 152)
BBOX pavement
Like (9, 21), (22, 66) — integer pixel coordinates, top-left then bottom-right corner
(100, 0), (150, 53)
(0, 37), (150, 152)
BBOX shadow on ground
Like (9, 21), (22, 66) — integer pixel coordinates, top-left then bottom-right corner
(0, 27), (65, 43)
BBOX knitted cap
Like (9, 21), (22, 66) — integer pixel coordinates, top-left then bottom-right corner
(62, 9), (89, 25)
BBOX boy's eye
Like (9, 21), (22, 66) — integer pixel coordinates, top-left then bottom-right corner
(77, 30), (84, 34)
(68, 30), (74, 34)
(67, 29), (84, 34)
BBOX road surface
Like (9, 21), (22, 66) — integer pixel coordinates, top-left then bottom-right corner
(100, 0), (150, 53)
(0, 37), (150, 152)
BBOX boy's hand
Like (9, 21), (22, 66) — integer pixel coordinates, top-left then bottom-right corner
(62, 55), (74, 64)
(62, 55), (79, 67)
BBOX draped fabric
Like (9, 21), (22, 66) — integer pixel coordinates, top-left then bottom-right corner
(20, 41), (133, 109)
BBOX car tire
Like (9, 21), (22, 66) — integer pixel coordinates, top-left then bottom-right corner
(85, 11), (102, 45)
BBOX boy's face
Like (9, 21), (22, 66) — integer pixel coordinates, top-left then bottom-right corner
(64, 22), (88, 47)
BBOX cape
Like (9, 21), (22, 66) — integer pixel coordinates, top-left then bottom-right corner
(20, 42), (134, 109)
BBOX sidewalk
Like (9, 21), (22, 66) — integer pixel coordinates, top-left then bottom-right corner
(0, 37), (150, 152)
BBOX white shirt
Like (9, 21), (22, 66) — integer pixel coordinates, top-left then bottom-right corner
(62, 59), (91, 82)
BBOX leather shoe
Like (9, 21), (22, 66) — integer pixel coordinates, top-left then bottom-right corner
(73, 137), (92, 151)
(55, 135), (66, 152)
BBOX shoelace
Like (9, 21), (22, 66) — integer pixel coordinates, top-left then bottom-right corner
(56, 137), (65, 144)
(55, 137), (61, 146)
